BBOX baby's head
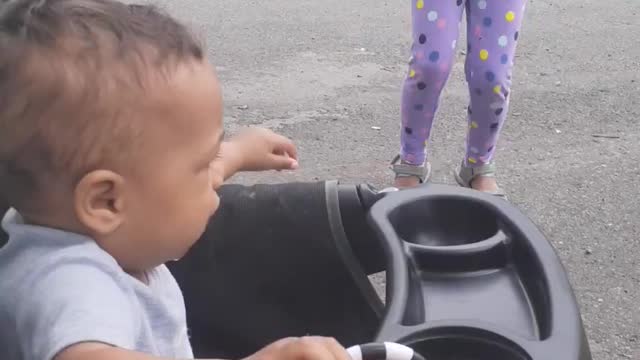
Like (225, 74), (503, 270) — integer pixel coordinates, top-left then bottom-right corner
(0, 0), (225, 271)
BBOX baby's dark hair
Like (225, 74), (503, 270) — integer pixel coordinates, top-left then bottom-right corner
(0, 0), (204, 209)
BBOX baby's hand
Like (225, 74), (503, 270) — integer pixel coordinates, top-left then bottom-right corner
(244, 337), (351, 360)
(220, 127), (298, 177)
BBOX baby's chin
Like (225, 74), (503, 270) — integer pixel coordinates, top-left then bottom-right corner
(169, 233), (203, 262)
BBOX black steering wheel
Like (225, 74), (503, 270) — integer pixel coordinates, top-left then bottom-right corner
(347, 343), (425, 360)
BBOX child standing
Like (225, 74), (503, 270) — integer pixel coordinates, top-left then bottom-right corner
(0, 1), (348, 360)
(392, 0), (527, 197)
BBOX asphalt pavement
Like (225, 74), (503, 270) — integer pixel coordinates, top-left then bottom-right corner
(151, 0), (639, 358)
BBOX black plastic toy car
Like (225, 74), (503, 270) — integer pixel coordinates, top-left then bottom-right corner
(166, 181), (592, 360)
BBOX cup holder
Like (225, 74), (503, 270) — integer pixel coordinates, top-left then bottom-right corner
(370, 184), (592, 360)
(390, 198), (499, 247)
(402, 329), (531, 360)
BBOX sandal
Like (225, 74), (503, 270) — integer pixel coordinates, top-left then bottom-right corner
(454, 160), (508, 199)
(390, 154), (432, 184)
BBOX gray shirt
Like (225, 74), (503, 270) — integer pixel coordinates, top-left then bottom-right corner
(0, 209), (193, 360)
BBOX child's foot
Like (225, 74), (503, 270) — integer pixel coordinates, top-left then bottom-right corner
(470, 175), (499, 193)
(394, 175), (421, 189)
(454, 161), (507, 199)
(390, 155), (431, 189)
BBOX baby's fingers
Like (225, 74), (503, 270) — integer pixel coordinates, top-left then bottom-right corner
(320, 337), (351, 360)
(272, 136), (298, 160)
(269, 153), (299, 170)
(287, 337), (340, 360)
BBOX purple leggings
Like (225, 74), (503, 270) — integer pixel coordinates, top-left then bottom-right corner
(400, 0), (527, 167)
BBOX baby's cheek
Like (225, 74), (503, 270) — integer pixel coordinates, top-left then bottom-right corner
(203, 166), (222, 216)
(209, 166), (224, 190)
(209, 191), (220, 217)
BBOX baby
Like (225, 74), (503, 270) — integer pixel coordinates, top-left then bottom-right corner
(0, 1), (350, 360)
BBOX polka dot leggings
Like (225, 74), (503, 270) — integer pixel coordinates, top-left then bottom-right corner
(401, 0), (527, 167)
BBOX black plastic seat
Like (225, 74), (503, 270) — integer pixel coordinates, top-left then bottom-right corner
(167, 181), (385, 358)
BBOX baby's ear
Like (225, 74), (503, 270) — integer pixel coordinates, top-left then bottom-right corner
(73, 170), (126, 236)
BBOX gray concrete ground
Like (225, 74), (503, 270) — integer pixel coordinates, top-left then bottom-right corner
(154, 0), (639, 358)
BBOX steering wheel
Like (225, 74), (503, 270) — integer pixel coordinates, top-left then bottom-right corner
(347, 343), (425, 360)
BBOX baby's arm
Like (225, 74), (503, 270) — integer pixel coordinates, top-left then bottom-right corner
(56, 343), (166, 360)
(215, 128), (298, 180)
(57, 336), (350, 360)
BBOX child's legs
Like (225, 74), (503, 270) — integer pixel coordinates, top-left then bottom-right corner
(464, 0), (527, 167)
(400, 0), (465, 166)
